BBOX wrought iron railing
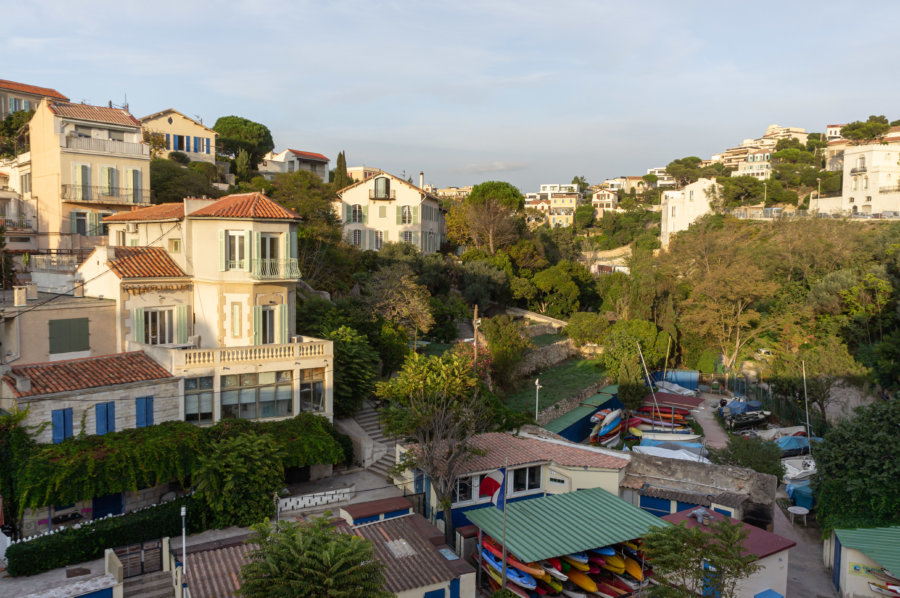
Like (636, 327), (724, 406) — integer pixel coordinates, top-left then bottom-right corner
(252, 258), (301, 279)
(61, 184), (152, 204)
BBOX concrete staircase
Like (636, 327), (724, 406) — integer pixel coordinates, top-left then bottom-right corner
(123, 571), (173, 598)
(355, 402), (397, 480)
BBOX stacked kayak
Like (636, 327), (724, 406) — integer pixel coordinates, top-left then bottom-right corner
(589, 409), (623, 446)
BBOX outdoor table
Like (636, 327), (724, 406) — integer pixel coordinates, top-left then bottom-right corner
(788, 505), (809, 526)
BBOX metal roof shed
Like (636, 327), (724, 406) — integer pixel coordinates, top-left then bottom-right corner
(543, 385), (621, 442)
(465, 487), (668, 563)
(834, 526), (900, 576)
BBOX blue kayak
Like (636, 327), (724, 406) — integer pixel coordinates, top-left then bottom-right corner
(567, 551), (589, 563)
(481, 548), (537, 590)
(596, 415), (622, 437)
(591, 546), (616, 556)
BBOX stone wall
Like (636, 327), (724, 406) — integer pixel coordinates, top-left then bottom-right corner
(536, 380), (609, 426)
(517, 339), (577, 377)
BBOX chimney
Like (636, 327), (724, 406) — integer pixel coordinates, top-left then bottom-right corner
(13, 373), (30, 394)
(25, 282), (38, 300)
(72, 282), (84, 298)
(13, 286), (26, 307)
(419, 171), (424, 189)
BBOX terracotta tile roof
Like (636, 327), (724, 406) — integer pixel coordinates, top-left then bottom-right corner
(4, 352), (173, 398)
(188, 192), (301, 220)
(287, 149), (329, 162)
(181, 539), (253, 598)
(454, 432), (629, 474)
(663, 509), (795, 559)
(0, 79), (68, 101)
(103, 203), (185, 222)
(47, 101), (141, 127)
(107, 246), (187, 279)
(346, 514), (471, 594)
(336, 170), (441, 202)
(139, 108), (217, 134)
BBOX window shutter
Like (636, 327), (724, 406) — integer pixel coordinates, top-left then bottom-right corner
(69, 212), (79, 234)
(218, 230), (226, 271)
(136, 398), (146, 428)
(96, 403), (108, 435)
(176, 304), (188, 344)
(165, 134), (170, 149)
(82, 165), (91, 199)
(413, 232), (420, 248)
(52, 409), (65, 444)
(107, 401), (115, 433)
(278, 304), (288, 343)
(252, 231), (261, 273)
(193, 137), (198, 153)
(289, 232), (297, 259)
(363, 205), (368, 224)
(133, 307), (145, 342)
(88, 212), (99, 236)
(132, 170), (142, 202)
(396, 206), (402, 225)
(64, 408), (73, 440)
(129, 239), (138, 247)
(368, 230), (375, 249)
(244, 230), (252, 271)
(253, 306), (262, 345)
(146, 397), (154, 426)
(343, 204), (350, 224)
(413, 206), (419, 225)
(205, 138), (210, 154)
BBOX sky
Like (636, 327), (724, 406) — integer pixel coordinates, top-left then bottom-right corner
(6, 0), (900, 191)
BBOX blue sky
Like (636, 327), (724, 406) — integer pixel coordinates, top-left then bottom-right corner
(6, 1), (900, 191)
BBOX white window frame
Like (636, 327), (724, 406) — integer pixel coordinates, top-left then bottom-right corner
(510, 465), (542, 496)
(352, 230), (362, 246)
(402, 231), (413, 244)
(227, 231), (246, 270)
(144, 308), (175, 345)
(351, 205), (364, 224)
(375, 230), (384, 250)
(401, 206), (412, 224)
(260, 307), (276, 345)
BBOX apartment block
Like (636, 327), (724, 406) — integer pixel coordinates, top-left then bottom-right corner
(0, 78), (68, 119)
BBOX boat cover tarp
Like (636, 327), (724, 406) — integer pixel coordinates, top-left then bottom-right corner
(753, 426), (806, 441)
(631, 445), (711, 463)
(720, 400), (762, 416)
(775, 436), (823, 452)
(640, 438), (703, 450)
(787, 483), (815, 510)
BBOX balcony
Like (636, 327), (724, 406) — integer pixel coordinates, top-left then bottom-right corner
(880, 185), (900, 194)
(62, 136), (150, 157)
(850, 167), (867, 174)
(31, 254), (82, 272)
(61, 184), (152, 205)
(0, 215), (33, 230)
(369, 189), (396, 200)
(251, 258), (301, 279)
(138, 338), (330, 372)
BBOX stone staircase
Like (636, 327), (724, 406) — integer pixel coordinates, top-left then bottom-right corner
(355, 402), (397, 480)
(123, 571), (173, 598)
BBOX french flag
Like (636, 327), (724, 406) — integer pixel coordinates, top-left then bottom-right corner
(479, 468), (506, 510)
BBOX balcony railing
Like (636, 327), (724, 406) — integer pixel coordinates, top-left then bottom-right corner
(252, 258), (301, 279)
(879, 185), (900, 194)
(31, 254), (81, 272)
(1, 217), (33, 230)
(63, 136), (150, 157)
(61, 184), (152, 205)
(850, 166), (867, 174)
(179, 340), (328, 369)
(369, 189), (396, 200)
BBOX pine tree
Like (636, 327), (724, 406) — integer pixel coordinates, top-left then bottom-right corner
(333, 150), (350, 190)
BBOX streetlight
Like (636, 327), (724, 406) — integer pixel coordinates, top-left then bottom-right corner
(534, 378), (543, 421)
(763, 181), (767, 205)
(181, 505), (187, 579)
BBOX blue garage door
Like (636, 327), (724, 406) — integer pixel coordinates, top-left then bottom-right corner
(832, 535), (841, 590)
(640, 495), (671, 517)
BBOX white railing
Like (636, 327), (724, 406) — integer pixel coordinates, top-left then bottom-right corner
(252, 258), (301, 279)
(63, 136), (149, 157)
(180, 340), (328, 368)
(31, 254), (81, 271)
(279, 485), (354, 512)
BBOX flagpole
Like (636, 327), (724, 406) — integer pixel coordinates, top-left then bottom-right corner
(501, 457), (508, 591)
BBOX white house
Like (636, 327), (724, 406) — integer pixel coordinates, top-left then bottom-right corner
(258, 149), (329, 181)
(659, 178), (720, 249)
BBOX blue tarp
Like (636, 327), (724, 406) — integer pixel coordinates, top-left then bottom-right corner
(775, 436), (823, 453)
(651, 369), (699, 391)
(719, 400), (762, 416)
(788, 484), (815, 510)
(640, 438), (704, 450)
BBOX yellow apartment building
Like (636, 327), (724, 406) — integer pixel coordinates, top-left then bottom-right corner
(140, 108), (217, 163)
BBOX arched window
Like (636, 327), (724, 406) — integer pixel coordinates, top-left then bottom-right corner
(374, 177), (391, 199)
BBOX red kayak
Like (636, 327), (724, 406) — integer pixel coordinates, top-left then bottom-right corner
(639, 405), (690, 416)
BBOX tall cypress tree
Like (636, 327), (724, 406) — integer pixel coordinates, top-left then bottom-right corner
(333, 151), (349, 190)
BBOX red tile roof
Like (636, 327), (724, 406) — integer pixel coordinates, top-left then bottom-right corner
(0, 79), (68, 101)
(107, 246), (187, 279)
(287, 149), (329, 162)
(47, 101), (141, 127)
(188, 192), (301, 220)
(4, 352), (174, 398)
(663, 509), (795, 559)
(451, 432), (629, 474)
(103, 203), (185, 222)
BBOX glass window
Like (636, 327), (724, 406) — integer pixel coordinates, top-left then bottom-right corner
(144, 308), (174, 345)
(184, 376), (213, 425)
(109, 130), (124, 142)
(402, 231), (413, 244)
(298, 368), (324, 412)
(351, 205), (364, 223)
(375, 177), (390, 199)
(375, 231), (383, 250)
(352, 229), (362, 246)
(452, 476), (473, 503)
(168, 238), (182, 253)
(401, 206), (412, 224)
(219, 370), (293, 421)
(512, 465), (541, 493)
(227, 231), (246, 269)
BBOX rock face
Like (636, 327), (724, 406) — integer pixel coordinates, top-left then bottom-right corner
(296, 279), (330, 301)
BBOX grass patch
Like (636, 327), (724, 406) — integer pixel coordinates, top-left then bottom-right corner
(422, 342), (452, 357)
(531, 333), (565, 347)
(503, 358), (605, 414)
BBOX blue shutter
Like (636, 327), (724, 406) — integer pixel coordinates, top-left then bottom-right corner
(63, 408), (73, 440)
(192, 137), (197, 153)
(136, 397), (146, 428)
(146, 397), (154, 426)
(206, 138), (210, 154)
(107, 401), (115, 433)
(165, 134), (170, 150)
(52, 409), (65, 444)
(96, 403), (108, 435)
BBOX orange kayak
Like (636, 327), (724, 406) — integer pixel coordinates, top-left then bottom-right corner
(567, 570), (599, 592)
(483, 535), (545, 577)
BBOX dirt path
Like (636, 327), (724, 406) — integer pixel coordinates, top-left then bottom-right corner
(772, 497), (838, 598)
(693, 392), (729, 449)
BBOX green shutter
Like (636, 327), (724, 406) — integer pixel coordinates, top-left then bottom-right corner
(368, 230), (375, 249)
(129, 239), (138, 247)
(413, 231), (420, 248)
(176, 304), (188, 344)
(396, 206), (402, 225)
(252, 231), (261, 274)
(218, 230), (226, 271)
(133, 308), (145, 342)
(69, 212), (78, 234)
(413, 206), (419, 225)
(88, 212), (99, 236)
(289, 232), (297, 259)
(362, 205), (368, 224)
(279, 304), (288, 343)
(253, 306), (262, 345)
(344, 204), (350, 224)
(243, 231), (252, 271)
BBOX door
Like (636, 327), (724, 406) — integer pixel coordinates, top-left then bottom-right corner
(92, 492), (123, 519)
(832, 534), (842, 590)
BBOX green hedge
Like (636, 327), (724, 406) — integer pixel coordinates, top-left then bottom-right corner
(5, 496), (210, 577)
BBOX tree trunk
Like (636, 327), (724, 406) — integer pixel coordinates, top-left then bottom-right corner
(443, 506), (454, 545)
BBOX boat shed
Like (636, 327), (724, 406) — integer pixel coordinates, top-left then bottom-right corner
(465, 487), (667, 563)
(824, 526), (900, 598)
(543, 385), (622, 442)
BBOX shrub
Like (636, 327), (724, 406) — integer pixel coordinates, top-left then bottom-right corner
(481, 315), (533, 389)
(168, 151), (190, 165)
(5, 496), (210, 577)
(709, 435), (784, 479)
(564, 312), (608, 346)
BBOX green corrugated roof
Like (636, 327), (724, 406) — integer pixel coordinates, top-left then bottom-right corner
(543, 385), (620, 434)
(465, 487), (669, 563)
(835, 526), (900, 575)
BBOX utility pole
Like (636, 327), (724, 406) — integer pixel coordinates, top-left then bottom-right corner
(534, 378), (543, 422)
(473, 305), (480, 373)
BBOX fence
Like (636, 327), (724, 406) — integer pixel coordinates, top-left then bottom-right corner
(278, 485), (354, 512)
(0, 529), (10, 566)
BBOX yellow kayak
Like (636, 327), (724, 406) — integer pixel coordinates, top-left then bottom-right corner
(601, 553), (626, 574)
(624, 555), (644, 581)
(567, 570), (599, 592)
(628, 426), (643, 437)
(537, 572), (563, 592)
(561, 555), (590, 571)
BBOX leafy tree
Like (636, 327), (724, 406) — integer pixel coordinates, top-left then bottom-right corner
(368, 262), (434, 341)
(238, 516), (392, 598)
(770, 335), (868, 425)
(642, 173), (659, 186)
(0, 109), (34, 158)
(333, 150), (350, 190)
(814, 399), (900, 531)
(841, 272), (892, 344)
(141, 129), (166, 158)
(571, 175), (589, 193)
(531, 263), (581, 318)
(235, 148), (252, 182)
(462, 181), (524, 254)
(718, 175), (765, 207)
(194, 434), (284, 528)
(599, 319), (669, 380)
(643, 518), (760, 598)
(709, 435), (784, 478)
(149, 158), (219, 204)
(188, 160), (218, 186)
(213, 115), (275, 166)
(480, 315), (533, 389)
(841, 115), (891, 141)
(378, 352), (497, 542)
(564, 312), (609, 346)
(573, 203), (595, 230)
(459, 260), (510, 309)
(323, 326), (379, 418)
(665, 156), (704, 187)
(427, 294), (466, 343)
